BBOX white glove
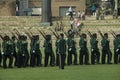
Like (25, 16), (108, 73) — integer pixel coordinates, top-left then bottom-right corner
(92, 49), (94, 52)
(22, 54), (25, 56)
(116, 49), (119, 52)
(69, 48), (72, 51)
(2, 52), (4, 55)
(40, 46), (44, 48)
(11, 53), (13, 55)
(33, 50), (35, 53)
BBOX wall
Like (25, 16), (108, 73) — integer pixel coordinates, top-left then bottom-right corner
(0, 0), (16, 16)
(0, 0), (85, 16)
(52, 0), (85, 16)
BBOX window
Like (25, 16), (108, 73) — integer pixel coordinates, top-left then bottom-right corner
(59, 6), (76, 16)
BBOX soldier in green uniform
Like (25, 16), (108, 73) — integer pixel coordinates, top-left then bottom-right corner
(2, 36), (13, 68)
(0, 43), (2, 67)
(67, 34), (77, 65)
(90, 33), (100, 64)
(17, 35), (28, 67)
(58, 33), (66, 69)
(113, 34), (120, 64)
(17, 35), (23, 68)
(55, 35), (60, 66)
(30, 35), (42, 67)
(23, 35), (29, 67)
(43, 35), (55, 67)
(79, 33), (89, 65)
(11, 36), (17, 66)
(101, 33), (112, 64)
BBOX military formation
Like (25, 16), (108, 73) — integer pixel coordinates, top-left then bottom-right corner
(0, 28), (120, 70)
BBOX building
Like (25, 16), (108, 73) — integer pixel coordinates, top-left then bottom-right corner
(0, 0), (85, 16)
(0, 0), (16, 16)
(51, 0), (85, 16)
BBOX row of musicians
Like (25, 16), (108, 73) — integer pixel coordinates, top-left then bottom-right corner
(0, 33), (120, 69)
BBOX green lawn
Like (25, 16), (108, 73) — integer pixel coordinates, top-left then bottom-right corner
(0, 64), (120, 80)
(0, 49), (120, 80)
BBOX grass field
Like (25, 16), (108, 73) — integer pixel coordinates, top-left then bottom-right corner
(0, 64), (120, 80)
(0, 49), (120, 80)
